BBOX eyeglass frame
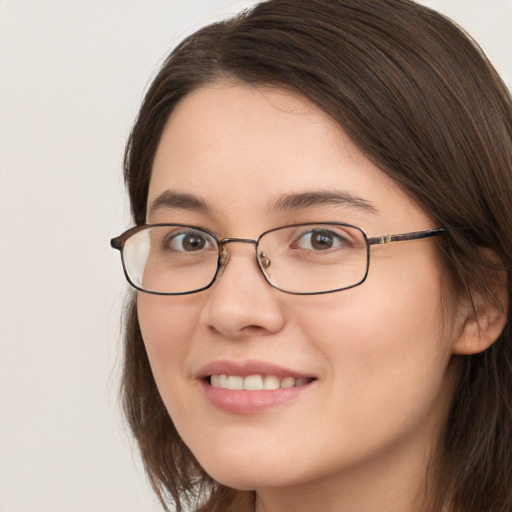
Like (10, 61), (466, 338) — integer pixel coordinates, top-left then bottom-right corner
(110, 222), (445, 296)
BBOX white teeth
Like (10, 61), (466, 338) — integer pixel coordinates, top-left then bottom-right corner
(244, 375), (263, 390)
(263, 375), (280, 390)
(280, 377), (295, 389)
(227, 375), (244, 390)
(209, 374), (311, 390)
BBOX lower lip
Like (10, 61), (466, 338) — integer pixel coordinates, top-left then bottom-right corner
(201, 380), (313, 414)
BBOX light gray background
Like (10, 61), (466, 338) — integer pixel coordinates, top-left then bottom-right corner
(1, 1), (511, 511)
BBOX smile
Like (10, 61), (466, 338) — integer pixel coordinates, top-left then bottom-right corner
(209, 374), (312, 391)
(197, 360), (317, 413)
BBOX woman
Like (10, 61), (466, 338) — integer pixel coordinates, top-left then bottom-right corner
(111, 0), (512, 510)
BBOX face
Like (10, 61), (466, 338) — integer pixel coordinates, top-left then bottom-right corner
(138, 84), (461, 498)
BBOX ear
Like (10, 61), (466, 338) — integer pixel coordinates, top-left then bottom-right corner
(452, 250), (508, 356)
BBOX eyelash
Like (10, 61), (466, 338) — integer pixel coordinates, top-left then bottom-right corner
(290, 229), (353, 251)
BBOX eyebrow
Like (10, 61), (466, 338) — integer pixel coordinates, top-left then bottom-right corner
(149, 191), (211, 215)
(148, 189), (378, 218)
(271, 191), (378, 214)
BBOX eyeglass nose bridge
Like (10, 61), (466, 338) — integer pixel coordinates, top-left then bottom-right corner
(217, 237), (257, 266)
(216, 237), (271, 277)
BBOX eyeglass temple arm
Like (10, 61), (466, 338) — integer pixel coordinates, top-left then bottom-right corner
(367, 228), (444, 246)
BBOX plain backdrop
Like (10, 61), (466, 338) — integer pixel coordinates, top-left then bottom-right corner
(1, 1), (511, 511)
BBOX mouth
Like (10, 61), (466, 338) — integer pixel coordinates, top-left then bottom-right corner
(208, 374), (314, 391)
(196, 360), (317, 413)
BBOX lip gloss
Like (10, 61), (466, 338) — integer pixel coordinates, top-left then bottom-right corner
(202, 381), (313, 414)
(196, 359), (316, 414)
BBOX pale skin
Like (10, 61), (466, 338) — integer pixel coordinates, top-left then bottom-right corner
(137, 83), (505, 512)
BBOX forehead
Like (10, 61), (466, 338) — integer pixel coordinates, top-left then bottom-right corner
(151, 83), (348, 183)
(147, 83), (426, 233)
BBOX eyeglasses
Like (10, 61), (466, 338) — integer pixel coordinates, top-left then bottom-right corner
(110, 223), (444, 295)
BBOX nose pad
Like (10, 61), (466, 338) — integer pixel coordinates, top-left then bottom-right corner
(258, 251), (271, 269)
(219, 249), (229, 266)
(217, 249), (230, 278)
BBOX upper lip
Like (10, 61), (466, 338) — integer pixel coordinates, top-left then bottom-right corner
(196, 359), (315, 380)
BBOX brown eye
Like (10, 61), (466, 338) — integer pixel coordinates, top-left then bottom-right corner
(182, 234), (206, 251)
(296, 230), (347, 251)
(311, 231), (334, 250)
(165, 232), (210, 252)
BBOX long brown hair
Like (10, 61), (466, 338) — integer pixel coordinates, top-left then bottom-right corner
(120, 1), (512, 510)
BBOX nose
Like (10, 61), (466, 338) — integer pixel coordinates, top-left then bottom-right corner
(199, 238), (286, 339)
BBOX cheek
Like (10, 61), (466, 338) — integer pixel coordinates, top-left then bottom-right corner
(305, 247), (448, 345)
(295, 250), (454, 427)
(137, 294), (200, 391)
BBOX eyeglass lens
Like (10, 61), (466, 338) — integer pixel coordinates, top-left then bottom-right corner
(121, 224), (369, 295)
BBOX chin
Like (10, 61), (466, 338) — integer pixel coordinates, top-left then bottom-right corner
(205, 467), (290, 491)
(194, 447), (314, 491)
